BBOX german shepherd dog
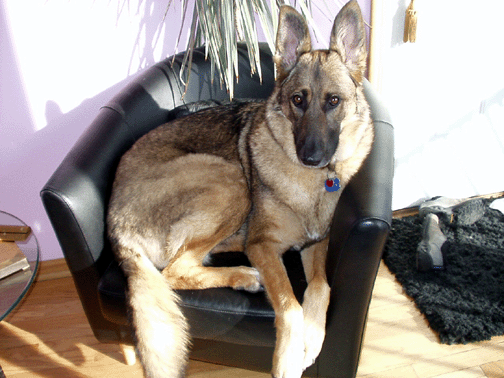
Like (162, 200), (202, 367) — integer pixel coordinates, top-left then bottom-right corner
(107, 1), (373, 377)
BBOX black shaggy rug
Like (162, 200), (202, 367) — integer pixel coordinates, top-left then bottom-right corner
(382, 199), (504, 344)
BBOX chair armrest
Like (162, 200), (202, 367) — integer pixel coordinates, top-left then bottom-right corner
(317, 80), (394, 377)
(41, 108), (129, 273)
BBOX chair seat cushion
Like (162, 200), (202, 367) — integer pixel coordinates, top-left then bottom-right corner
(98, 250), (307, 347)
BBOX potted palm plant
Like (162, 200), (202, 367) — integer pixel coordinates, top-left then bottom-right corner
(168, 0), (330, 98)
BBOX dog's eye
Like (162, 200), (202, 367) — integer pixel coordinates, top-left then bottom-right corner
(292, 95), (303, 107)
(328, 95), (340, 107)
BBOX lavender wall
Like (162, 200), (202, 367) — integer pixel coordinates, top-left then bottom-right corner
(0, 0), (371, 261)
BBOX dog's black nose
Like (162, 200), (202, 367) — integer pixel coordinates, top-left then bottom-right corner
(300, 152), (323, 166)
(296, 130), (338, 168)
(298, 141), (332, 167)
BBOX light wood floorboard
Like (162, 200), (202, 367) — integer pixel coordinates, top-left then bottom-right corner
(1, 258), (502, 377)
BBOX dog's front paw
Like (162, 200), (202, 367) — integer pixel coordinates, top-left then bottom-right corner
(302, 317), (326, 370)
(272, 308), (305, 378)
(302, 280), (330, 370)
(230, 267), (263, 293)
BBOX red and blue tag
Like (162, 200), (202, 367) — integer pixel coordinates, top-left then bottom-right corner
(325, 177), (341, 192)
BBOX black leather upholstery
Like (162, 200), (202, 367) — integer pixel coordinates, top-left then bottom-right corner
(41, 43), (394, 378)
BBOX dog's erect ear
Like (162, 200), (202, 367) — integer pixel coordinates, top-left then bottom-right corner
(329, 0), (367, 83)
(274, 5), (312, 82)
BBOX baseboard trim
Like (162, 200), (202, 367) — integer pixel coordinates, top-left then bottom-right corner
(393, 191), (504, 219)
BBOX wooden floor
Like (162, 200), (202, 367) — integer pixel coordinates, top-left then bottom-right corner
(1, 258), (503, 378)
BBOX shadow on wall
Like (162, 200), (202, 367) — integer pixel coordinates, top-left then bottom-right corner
(122, 0), (191, 75)
(391, 0), (408, 48)
(0, 0), (191, 261)
(0, 76), (137, 261)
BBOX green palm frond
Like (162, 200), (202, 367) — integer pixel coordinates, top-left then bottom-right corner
(168, 0), (328, 99)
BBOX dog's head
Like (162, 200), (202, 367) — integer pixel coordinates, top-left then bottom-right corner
(271, 0), (369, 168)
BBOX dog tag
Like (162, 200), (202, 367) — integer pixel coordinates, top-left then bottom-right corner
(325, 177), (340, 192)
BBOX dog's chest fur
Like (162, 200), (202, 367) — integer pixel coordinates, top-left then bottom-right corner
(238, 103), (340, 246)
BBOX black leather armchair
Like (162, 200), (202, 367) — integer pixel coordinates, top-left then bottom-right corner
(41, 43), (394, 378)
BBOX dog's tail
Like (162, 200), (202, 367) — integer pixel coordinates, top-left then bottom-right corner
(122, 252), (190, 378)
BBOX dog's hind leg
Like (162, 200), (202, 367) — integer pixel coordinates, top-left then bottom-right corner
(161, 156), (261, 292)
(300, 237), (331, 370)
(209, 223), (247, 254)
(162, 228), (262, 292)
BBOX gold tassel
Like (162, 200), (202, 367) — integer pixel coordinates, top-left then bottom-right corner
(404, 0), (417, 43)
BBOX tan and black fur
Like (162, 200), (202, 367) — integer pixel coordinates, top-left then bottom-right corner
(107, 1), (373, 377)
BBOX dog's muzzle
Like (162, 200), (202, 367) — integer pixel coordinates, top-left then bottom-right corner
(297, 134), (339, 168)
